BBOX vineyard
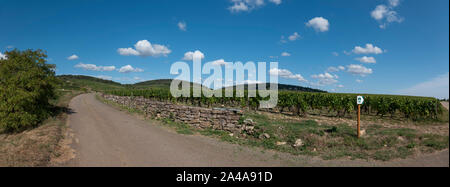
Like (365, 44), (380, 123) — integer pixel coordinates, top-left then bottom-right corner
(104, 88), (445, 121)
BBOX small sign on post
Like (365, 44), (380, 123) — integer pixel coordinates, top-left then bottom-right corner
(356, 96), (364, 138)
(357, 96), (364, 105)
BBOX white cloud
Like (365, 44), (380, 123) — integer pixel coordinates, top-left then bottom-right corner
(96, 75), (113, 80)
(371, 5), (388, 21)
(269, 0), (281, 5)
(288, 32), (300, 41)
(306, 17), (330, 32)
(75, 63), (116, 71)
(229, 0), (280, 13)
(117, 48), (140, 56)
(118, 65), (144, 73)
(343, 50), (352, 55)
(182, 50), (205, 61)
(337, 84), (344, 88)
(210, 59), (229, 66)
(269, 68), (307, 82)
(356, 79), (363, 83)
(346, 64), (373, 77)
(311, 72), (339, 85)
(327, 67), (339, 72)
(280, 32), (301, 44)
(352, 44), (383, 55)
(229, 2), (249, 12)
(229, 0), (262, 12)
(0, 52), (6, 60)
(118, 40), (171, 57)
(241, 80), (264, 85)
(178, 21), (187, 31)
(332, 52), (339, 56)
(355, 56), (377, 64)
(67, 54), (79, 60)
(371, 1), (404, 29)
(327, 66), (345, 72)
(389, 0), (400, 7)
(397, 72), (449, 99)
(281, 52), (291, 57)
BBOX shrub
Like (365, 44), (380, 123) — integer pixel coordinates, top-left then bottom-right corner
(0, 49), (58, 132)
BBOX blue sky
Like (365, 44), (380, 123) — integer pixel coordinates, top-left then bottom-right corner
(1, 0), (449, 98)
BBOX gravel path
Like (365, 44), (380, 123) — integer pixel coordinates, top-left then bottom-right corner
(442, 102), (449, 110)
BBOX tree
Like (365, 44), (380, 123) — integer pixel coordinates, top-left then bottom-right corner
(0, 49), (58, 132)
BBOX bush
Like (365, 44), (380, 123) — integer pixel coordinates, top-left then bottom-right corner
(0, 49), (58, 132)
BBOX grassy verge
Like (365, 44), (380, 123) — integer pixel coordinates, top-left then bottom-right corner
(0, 90), (83, 166)
(238, 113), (448, 161)
(98, 95), (449, 162)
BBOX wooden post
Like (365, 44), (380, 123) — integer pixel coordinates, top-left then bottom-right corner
(357, 104), (361, 138)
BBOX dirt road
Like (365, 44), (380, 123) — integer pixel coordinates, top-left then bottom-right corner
(442, 102), (449, 110)
(64, 94), (448, 167)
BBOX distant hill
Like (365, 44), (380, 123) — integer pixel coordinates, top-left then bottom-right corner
(58, 76), (207, 91)
(222, 83), (326, 93)
(58, 75), (325, 93)
(58, 75), (124, 91)
(132, 79), (207, 89)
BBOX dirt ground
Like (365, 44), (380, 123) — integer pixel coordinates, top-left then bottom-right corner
(442, 102), (449, 110)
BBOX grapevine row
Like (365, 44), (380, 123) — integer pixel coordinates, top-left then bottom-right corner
(104, 89), (444, 120)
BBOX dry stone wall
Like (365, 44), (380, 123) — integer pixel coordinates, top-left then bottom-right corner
(101, 94), (253, 134)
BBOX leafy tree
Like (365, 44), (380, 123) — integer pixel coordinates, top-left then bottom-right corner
(0, 49), (58, 132)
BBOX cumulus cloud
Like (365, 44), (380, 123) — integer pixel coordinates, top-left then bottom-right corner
(281, 52), (291, 57)
(389, 0), (400, 7)
(269, 68), (307, 82)
(355, 56), (377, 64)
(269, 0), (281, 5)
(241, 80), (264, 85)
(346, 64), (373, 77)
(118, 40), (171, 57)
(183, 50), (205, 61)
(75, 63), (116, 71)
(67, 54), (79, 60)
(229, 2), (249, 12)
(118, 65), (144, 73)
(397, 72), (449, 99)
(306, 17), (330, 32)
(371, 5), (388, 20)
(280, 32), (301, 44)
(178, 21), (187, 31)
(288, 32), (301, 41)
(327, 66), (345, 72)
(229, 0), (280, 13)
(311, 72), (339, 85)
(210, 59), (229, 66)
(0, 52), (6, 60)
(371, 1), (404, 29)
(352, 44), (383, 55)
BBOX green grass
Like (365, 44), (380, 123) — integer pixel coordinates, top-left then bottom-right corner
(229, 112), (449, 161)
